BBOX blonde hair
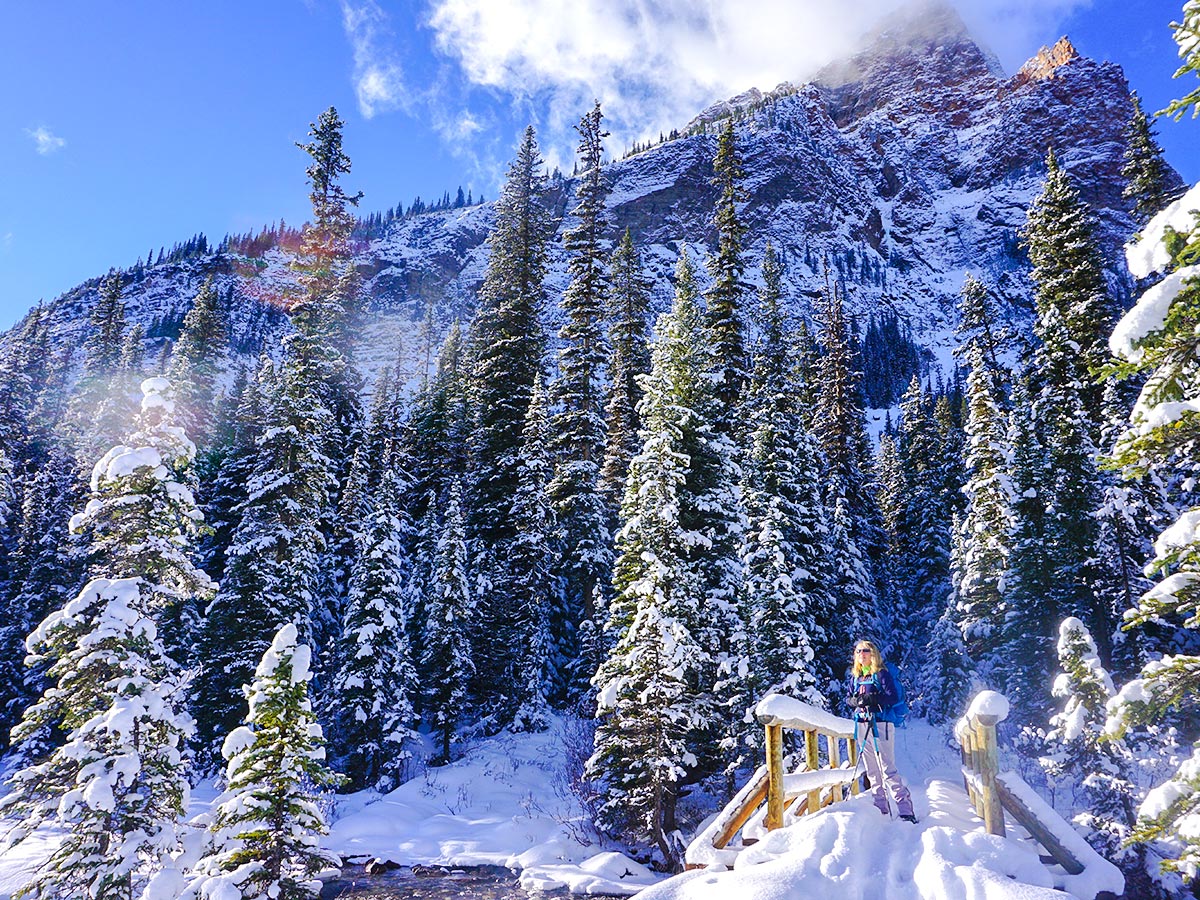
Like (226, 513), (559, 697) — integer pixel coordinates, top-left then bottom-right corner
(852, 640), (883, 678)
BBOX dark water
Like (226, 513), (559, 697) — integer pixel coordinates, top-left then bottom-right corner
(321, 865), (574, 899)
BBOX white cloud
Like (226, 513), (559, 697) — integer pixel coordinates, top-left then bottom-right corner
(342, 0), (411, 118)
(26, 126), (66, 155)
(425, 0), (1091, 166)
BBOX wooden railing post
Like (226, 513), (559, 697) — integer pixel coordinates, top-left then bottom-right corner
(828, 733), (843, 802)
(848, 736), (859, 795)
(961, 726), (978, 808)
(975, 713), (1005, 837)
(804, 729), (821, 812)
(765, 723), (784, 831)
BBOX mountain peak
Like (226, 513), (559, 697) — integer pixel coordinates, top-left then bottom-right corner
(1015, 36), (1080, 83)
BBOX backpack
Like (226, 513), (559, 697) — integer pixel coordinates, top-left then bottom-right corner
(883, 661), (909, 727)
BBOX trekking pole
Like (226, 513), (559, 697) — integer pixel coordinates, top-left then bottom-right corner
(868, 712), (897, 820)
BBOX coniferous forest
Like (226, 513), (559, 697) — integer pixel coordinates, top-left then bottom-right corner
(1, 7), (1200, 899)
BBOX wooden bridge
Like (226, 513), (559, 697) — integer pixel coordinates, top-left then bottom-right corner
(684, 690), (1123, 899)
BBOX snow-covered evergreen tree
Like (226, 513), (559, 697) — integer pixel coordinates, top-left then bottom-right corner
(167, 276), (229, 456)
(193, 356), (335, 763)
(466, 126), (549, 711)
(1041, 617), (1138, 865)
(1001, 377), (1057, 719)
(1, 376), (208, 899)
(510, 374), (556, 732)
(1105, 98), (1200, 874)
(706, 117), (749, 428)
(589, 254), (719, 862)
(549, 103), (612, 703)
(600, 228), (652, 511)
(953, 276), (1013, 674)
(329, 453), (419, 791)
(181, 624), (341, 900)
(0, 442), (80, 755)
(1122, 92), (1178, 225)
(423, 481), (474, 764)
(738, 244), (826, 724)
(813, 280), (877, 664)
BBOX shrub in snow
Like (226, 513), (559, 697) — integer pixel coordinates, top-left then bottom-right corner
(182, 623), (341, 900)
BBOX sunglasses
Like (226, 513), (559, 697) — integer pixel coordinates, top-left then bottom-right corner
(855, 648), (872, 655)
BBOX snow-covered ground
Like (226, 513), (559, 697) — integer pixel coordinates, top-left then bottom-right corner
(0, 714), (1122, 900)
(326, 717), (660, 896)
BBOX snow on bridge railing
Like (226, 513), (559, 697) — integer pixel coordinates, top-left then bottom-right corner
(956, 690), (1123, 900)
(684, 694), (859, 870)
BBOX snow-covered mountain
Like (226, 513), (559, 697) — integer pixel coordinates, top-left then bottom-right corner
(4, 1), (1175, 386)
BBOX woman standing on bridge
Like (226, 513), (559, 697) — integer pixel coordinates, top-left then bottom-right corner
(847, 640), (917, 822)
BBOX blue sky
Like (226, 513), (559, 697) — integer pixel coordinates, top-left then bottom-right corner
(1, 0), (1196, 330)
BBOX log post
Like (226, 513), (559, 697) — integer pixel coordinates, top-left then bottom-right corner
(961, 728), (977, 808)
(804, 729), (821, 813)
(848, 736), (859, 795)
(975, 713), (1005, 837)
(765, 723), (784, 831)
(828, 732), (842, 803)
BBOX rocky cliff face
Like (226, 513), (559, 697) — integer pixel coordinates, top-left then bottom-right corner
(8, 2), (1180, 390)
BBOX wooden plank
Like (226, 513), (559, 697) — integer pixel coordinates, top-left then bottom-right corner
(995, 778), (1085, 875)
(712, 767), (770, 850)
(765, 723), (785, 831)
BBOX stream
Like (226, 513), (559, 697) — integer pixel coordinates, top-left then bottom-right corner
(321, 865), (595, 900)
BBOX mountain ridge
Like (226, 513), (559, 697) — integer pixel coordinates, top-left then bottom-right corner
(2, 13), (1181, 395)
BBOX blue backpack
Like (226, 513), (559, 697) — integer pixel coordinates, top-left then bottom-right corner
(883, 661), (909, 727)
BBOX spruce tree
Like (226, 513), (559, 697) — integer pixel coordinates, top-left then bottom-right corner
(1001, 377), (1058, 719)
(599, 228), (652, 511)
(1041, 618), (1138, 857)
(813, 279), (877, 661)
(330, 456), (419, 791)
(193, 357), (336, 763)
(466, 126), (549, 710)
(706, 117), (749, 429)
(1123, 92), (1177, 225)
(952, 277), (1012, 673)
(167, 275), (229, 454)
(588, 254), (719, 862)
(738, 244), (827, 715)
(182, 624), (341, 900)
(1105, 104), (1200, 873)
(291, 106), (365, 674)
(1016, 149), (1117, 669)
(71, 272), (130, 458)
(1, 377), (208, 900)
(510, 375), (556, 732)
(549, 102), (612, 702)
(423, 482), (474, 764)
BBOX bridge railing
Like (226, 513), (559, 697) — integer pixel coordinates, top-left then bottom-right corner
(956, 690), (1108, 887)
(685, 694), (859, 869)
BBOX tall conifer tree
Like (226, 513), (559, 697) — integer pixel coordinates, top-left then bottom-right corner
(550, 103), (612, 701)
(706, 118), (749, 430)
(467, 126), (549, 710)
